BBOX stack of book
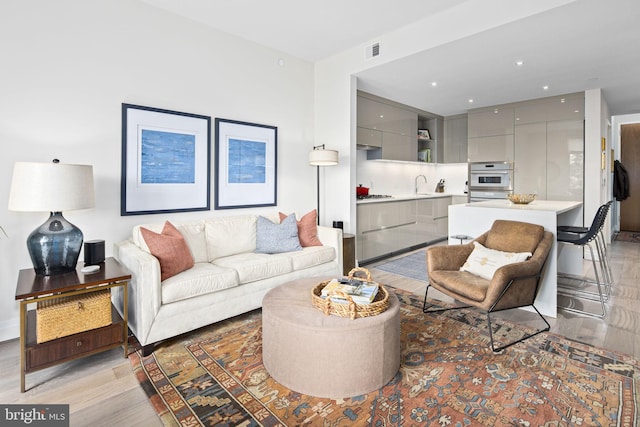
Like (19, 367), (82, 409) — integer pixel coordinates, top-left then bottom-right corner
(321, 278), (379, 305)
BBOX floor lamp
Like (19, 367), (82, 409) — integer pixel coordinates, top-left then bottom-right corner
(309, 145), (339, 225)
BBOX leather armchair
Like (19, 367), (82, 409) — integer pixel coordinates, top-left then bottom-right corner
(424, 220), (554, 352)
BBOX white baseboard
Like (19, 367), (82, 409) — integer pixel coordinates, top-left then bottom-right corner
(0, 319), (19, 343)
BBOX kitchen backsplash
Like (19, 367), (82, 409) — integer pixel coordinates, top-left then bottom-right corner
(356, 150), (468, 196)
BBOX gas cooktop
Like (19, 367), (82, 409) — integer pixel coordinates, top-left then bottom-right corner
(357, 194), (393, 200)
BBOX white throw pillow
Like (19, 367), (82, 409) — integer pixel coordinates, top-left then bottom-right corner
(460, 241), (532, 280)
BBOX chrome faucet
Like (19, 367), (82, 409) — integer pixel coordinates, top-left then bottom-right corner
(415, 174), (427, 194)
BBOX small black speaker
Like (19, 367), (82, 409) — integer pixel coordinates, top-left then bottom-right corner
(84, 240), (105, 265)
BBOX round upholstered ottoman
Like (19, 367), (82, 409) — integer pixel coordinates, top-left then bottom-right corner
(262, 277), (400, 399)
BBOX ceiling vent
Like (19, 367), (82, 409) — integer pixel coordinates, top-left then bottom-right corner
(366, 42), (380, 59)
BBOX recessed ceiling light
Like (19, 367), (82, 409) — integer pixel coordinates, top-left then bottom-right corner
(516, 60), (524, 66)
(560, 98), (566, 103)
(543, 85), (549, 90)
(379, 115), (384, 118)
(494, 109), (499, 114)
(431, 82), (438, 87)
(468, 99), (474, 103)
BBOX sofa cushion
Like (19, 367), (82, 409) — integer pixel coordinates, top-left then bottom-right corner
(140, 221), (195, 281)
(214, 252), (293, 284)
(460, 241), (531, 280)
(279, 210), (323, 247)
(132, 219), (208, 263)
(286, 246), (336, 270)
(204, 215), (257, 260)
(161, 263), (239, 304)
(255, 214), (302, 254)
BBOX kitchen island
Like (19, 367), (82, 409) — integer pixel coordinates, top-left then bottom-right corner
(448, 199), (583, 317)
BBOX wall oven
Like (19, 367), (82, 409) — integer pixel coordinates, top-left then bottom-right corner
(468, 162), (513, 202)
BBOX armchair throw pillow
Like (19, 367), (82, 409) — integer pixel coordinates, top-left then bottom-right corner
(460, 241), (531, 280)
(140, 221), (195, 281)
(256, 214), (302, 254)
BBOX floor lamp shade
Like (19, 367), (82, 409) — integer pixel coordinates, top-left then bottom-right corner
(309, 148), (339, 166)
(309, 146), (339, 225)
(8, 160), (96, 275)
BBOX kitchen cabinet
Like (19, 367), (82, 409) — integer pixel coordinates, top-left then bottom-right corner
(356, 127), (382, 149)
(357, 200), (416, 261)
(451, 195), (468, 205)
(467, 107), (514, 163)
(467, 107), (514, 138)
(514, 123), (547, 197)
(356, 196), (450, 263)
(514, 95), (583, 124)
(467, 134), (514, 163)
(514, 119), (583, 201)
(357, 91), (444, 163)
(367, 133), (417, 162)
(546, 120), (584, 201)
(415, 198), (449, 242)
(357, 94), (416, 136)
(444, 114), (468, 163)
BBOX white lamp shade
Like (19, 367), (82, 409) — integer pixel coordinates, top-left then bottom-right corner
(309, 149), (339, 166)
(8, 161), (95, 212)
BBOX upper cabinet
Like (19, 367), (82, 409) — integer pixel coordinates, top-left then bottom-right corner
(443, 114), (468, 163)
(467, 107), (514, 138)
(357, 91), (443, 163)
(467, 107), (514, 162)
(357, 95), (416, 136)
(514, 94), (584, 124)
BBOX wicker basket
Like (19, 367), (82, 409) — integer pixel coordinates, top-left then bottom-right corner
(311, 267), (389, 319)
(36, 289), (112, 343)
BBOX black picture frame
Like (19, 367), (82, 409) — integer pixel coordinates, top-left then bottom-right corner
(215, 118), (277, 209)
(121, 103), (211, 215)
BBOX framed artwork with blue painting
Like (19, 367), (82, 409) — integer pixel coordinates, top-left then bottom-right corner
(215, 118), (277, 209)
(121, 104), (211, 215)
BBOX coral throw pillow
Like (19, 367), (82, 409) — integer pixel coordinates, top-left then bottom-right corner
(279, 210), (323, 247)
(140, 221), (194, 281)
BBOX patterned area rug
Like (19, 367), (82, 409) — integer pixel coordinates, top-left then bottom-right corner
(130, 291), (640, 426)
(615, 231), (640, 243)
(374, 250), (428, 282)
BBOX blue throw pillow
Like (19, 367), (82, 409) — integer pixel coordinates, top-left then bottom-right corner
(255, 214), (302, 254)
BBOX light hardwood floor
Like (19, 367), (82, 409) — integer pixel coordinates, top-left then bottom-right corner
(1, 239), (638, 426)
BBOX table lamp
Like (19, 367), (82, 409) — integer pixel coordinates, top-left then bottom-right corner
(8, 159), (95, 275)
(309, 144), (339, 225)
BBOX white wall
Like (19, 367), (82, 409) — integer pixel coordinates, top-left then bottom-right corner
(314, 0), (582, 237)
(0, 1), (316, 341)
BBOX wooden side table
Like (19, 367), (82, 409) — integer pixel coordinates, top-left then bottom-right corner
(15, 257), (131, 392)
(343, 233), (356, 275)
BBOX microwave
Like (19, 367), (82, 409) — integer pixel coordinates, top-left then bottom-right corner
(468, 162), (513, 191)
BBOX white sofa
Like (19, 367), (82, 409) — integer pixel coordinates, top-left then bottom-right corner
(112, 213), (342, 355)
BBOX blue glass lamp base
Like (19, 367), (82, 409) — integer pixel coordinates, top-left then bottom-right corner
(27, 212), (83, 275)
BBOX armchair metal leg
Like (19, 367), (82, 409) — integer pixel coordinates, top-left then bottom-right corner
(487, 305), (550, 352)
(422, 285), (470, 313)
(423, 285), (550, 353)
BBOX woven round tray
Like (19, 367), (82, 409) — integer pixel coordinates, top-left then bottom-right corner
(311, 267), (389, 320)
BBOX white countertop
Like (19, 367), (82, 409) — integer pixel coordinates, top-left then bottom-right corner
(465, 199), (582, 214)
(356, 193), (455, 204)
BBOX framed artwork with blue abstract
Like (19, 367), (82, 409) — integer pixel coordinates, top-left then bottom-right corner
(121, 104), (211, 215)
(215, 118), (277, 209)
